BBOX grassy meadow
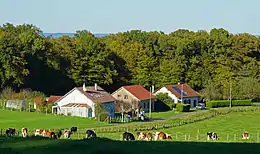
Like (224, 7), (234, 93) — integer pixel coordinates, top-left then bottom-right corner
(0, 110), (111, 132)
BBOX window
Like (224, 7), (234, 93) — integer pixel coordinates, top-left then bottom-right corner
(124, 95), (128, 99)
(117, 95), (121, 98)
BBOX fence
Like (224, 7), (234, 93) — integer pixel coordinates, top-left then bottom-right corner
(1, 128), (260, 143)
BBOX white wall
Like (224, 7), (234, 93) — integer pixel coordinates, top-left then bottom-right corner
(155, 87), (179, 103)
(56, 88), (95, 117)
(59, 107), (89, 117)
(155, 87), (200, 108)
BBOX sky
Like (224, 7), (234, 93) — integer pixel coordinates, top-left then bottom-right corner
(0, 0), (259, 34)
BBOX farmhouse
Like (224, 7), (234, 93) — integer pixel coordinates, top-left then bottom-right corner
(155, 83), (201, 108)
(46, 96), (61, 104)
(52, 84), (116, 118)
(112, 85), (156, 112)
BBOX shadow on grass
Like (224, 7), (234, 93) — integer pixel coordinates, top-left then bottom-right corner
(1, 136), (260, 154)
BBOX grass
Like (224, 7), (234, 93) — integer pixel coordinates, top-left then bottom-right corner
(150, 110), (181, 119)
(94, 111), (260, 142)
(1, 137), (260, 154)
(0, 110), (111, 131)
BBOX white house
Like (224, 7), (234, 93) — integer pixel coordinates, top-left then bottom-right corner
(155, 83), (201, 108)
(52, 84), (116, 118)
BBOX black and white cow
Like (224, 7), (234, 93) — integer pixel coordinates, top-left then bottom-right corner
(6, 128), (16, 137)
(70, 126), (77, 133)
(207, 132), (218, 140)
(86, 130), (96, 139)
(122, 132), (135, 141)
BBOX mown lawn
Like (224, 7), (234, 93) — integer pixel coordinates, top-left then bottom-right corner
(0, 110), (111, 131)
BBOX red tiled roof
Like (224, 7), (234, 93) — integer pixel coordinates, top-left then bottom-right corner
(165, 83), (201, 98)
(77, 86), (116, 103)
(47, 96), (62, 104)
(61, 103), (90, 108)
(122, 85), (156, 101)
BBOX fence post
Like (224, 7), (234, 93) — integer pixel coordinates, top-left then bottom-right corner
(78, 132), (79, 139)
(257, 133), (259, 142)
(227, 134), (229, 141)
(1, 129), (2, 136)
(234, 134), (236, 142)
(185, 134), (187, 141)
(188, 134), (190, 141)
(176, 134), (178, 140)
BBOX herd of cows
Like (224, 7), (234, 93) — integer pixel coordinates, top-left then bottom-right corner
(4, 127), (250, 141)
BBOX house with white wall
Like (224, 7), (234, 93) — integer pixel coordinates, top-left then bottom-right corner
(155, 83), (201, 108)
(112, 85), (156, 113)
(52, 84), (116, 118)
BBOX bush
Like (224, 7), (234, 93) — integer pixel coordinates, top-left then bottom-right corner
(206, 100), (252, 108)
(176, 103), (190, 112)
(98, 112), (109, 122)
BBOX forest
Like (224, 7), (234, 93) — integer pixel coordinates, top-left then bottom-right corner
(0, 23), (259, 101)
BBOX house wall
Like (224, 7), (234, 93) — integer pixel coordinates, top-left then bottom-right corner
(155, 87), (200, 108)
(112, 88), (155, 112)
(59, 107), (89, 117)
(155, 87), (179, 103)
(103, 102), (115, 117)
(112, 88), (139, 104)
(56, 88), (95, 117)
(140, 99), (156, 112)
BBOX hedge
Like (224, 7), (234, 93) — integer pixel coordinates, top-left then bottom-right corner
(206, 100), (252, 108)
(176, 104), (190, 112)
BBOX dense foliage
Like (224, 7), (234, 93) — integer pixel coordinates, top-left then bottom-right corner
(206, 100), (252, 108)
(0, 23), (259, 100)
(176, 103), (191, 112)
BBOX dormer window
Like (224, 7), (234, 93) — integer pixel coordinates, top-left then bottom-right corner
(124, 95), (128, 99)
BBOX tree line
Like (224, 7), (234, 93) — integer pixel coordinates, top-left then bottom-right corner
(0, 23), (259, 100)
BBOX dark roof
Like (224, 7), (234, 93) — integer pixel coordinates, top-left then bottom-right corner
(61, 103), (90, 108)
(121, 85), (156, 101)
(47, 96), (62, 104)
(165, 84), (201, 98)
(77, 86), (116, 103)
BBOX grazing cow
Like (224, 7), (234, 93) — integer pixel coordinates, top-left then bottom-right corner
(242, 132), (249, 139)
(207, 132), (218, 140)
(6, 128), (16, 137)
(57, 129), (62, 139)
(165, 133), (172, 140)
(64, 129), (72, 139)
(153, 132), (167, 141)
(71, 126), (77, 133)
(21, 128), (28, 138)
(35, 129), (48, 137)
(137, 132), (153, 141)
(122, 132), (135, 141)
(86, 130), (96, 139)
(46, 131), (57, 139)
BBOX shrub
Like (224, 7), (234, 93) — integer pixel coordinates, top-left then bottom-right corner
(156, 93), (174, 110)
(98, 112), (109, 122)
(206, 100), (252, 108)
(176, 103), (190, 112)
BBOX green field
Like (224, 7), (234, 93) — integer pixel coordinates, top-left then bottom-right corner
(1, 109), (260, 153)
(0, 110), (111, 131)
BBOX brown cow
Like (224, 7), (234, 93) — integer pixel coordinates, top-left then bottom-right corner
(242, 132), (249, 139)
(153, 132), (167, 141)
(21, 128), (28, 138)
(137, 132), (153, 141)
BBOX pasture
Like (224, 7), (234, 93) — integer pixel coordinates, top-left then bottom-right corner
(0, 110), (111, 132)
(96, 111), (260, 142)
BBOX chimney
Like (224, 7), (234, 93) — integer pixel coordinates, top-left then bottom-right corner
(94, 83), (97, 91)
(83, 83), (87, 91)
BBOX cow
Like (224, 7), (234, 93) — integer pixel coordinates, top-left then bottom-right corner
(71, 126), (77, 133)
(57, 129), (62, 139)
(122, 132), (135, 141)
(207, 132), (218, 140)
(64, 129), (72, 139)
(86, 130), (96, 139)
(165, 133), (172, 140)
(6, 128), (16, 137)
(46, 130), (57, 139)
(137, 132), (153, 141)
(153, 132), (167, 141)
(242, 132), (249, 139)
(35, 129), (45, 136)
(21, 128), (28, 138)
